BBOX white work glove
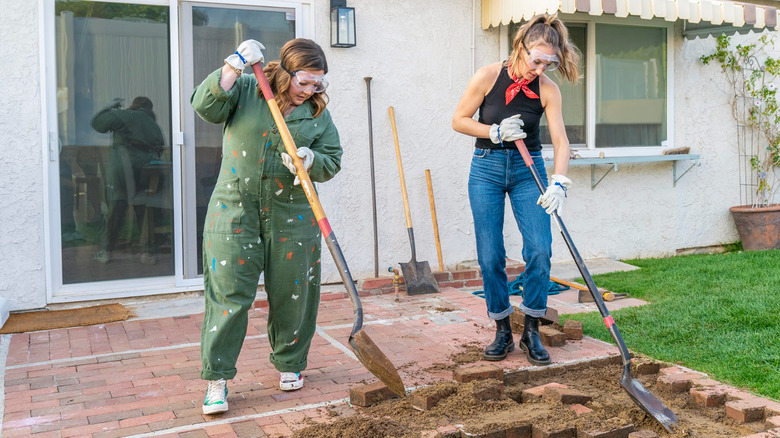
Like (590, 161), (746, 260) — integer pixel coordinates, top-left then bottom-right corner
(537, 174), (573, 215)
(489, 114), (527, 144)
(281, 147), (314, 185)
(224, 39), (266, 74)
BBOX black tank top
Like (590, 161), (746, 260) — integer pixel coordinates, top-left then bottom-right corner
(476, 65), (544, 151)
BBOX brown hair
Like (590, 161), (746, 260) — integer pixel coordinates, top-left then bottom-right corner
(508, 14), (580, 84)
(260, 38), (329, 118)
(128, 96), (156, 120)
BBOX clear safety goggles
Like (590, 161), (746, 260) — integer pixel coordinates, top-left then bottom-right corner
(524, 46), (560, 72)
(288, 69), (329, 93)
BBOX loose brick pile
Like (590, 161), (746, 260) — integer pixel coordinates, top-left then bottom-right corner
(508, 305), (582, 348)
(655, 367), (780, 437)
(345, 359), (780, 438)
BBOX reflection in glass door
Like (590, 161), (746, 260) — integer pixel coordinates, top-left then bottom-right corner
(55, 1), (174, 283)
(181, 4), (296, 278)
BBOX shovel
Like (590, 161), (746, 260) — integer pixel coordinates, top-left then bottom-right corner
(250, 63), (405, 397)
(388, 106), (440, 295)
(513, 139), (678, 432)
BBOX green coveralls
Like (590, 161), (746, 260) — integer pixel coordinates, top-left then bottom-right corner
(191, 68), (342, 380)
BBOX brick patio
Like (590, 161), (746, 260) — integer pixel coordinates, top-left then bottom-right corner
(1, 260), (776, 437)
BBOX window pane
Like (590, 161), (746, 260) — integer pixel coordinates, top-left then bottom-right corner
(596, 24), (666, 147)
(540, 23), (586, 146)
(56, 1), (173, 283)
(190, 6), (295, 275)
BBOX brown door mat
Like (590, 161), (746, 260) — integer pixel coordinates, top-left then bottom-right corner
(0, 303), (133, 334)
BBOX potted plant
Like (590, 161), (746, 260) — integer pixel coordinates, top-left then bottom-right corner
(701, 34), (780, 250)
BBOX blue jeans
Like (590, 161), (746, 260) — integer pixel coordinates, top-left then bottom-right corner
(468, 148), (552, 320)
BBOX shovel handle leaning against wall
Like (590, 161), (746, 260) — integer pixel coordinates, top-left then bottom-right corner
(250, 63), (405, 397)
(425, 169), (445, 272)
(388, 106), (439, 295)
(513, 139), (678, 432)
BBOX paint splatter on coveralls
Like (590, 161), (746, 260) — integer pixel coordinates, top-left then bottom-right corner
(191, 68), (342, 380)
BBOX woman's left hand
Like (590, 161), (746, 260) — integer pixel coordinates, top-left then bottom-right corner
(537, 174), (572, 215)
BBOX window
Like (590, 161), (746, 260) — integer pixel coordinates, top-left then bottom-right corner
(596, 24), (667, 147)
(510, 17), (671, 152)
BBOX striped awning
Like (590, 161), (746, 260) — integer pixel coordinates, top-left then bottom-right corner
(481, 0), (778, 30)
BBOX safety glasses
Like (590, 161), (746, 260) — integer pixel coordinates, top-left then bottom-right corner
(282, 64), (328, 93)
(523, 45), (560, 72)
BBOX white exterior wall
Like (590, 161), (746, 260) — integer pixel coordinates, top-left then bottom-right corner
(316, 0), (487, 283)
(0, 0), (47, 311)
(320, 3), (746, 281)
(0, 0), (760, 310)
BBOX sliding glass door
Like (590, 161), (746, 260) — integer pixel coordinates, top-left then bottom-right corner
(47, 0), (301, 299)
(180, 2), (298, 278)
(55, 1), (174, 285)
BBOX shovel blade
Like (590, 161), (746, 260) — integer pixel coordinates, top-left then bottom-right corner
(349, 330), (406, 396)
(620, 375), (678, 432)
(399, 261), (439, 295)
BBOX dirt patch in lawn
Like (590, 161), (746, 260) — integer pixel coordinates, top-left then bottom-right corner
(292, 356), (765, 438)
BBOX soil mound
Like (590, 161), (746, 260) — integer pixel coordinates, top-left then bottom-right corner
(293, 361), (765, 437)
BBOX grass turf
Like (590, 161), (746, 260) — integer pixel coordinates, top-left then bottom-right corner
(565, 249), (780, 400)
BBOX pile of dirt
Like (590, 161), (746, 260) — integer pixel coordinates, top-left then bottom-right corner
(292, 361), (765, 438)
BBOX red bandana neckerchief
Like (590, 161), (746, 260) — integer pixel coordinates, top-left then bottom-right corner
(505, 63), (539, 104)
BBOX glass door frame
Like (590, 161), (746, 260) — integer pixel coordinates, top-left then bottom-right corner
(41, 0), (310, 303)
(179, 0), (305, 281)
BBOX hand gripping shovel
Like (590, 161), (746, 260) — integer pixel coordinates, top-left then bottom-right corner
(388, 106), (440, 295)
(250, 63), (405, 397)
(513, 139), (678, 432)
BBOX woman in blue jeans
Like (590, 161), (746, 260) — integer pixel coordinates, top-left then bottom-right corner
(452, 13), (580, 365)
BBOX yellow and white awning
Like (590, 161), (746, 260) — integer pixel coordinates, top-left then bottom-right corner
(481, 0), (778, 30)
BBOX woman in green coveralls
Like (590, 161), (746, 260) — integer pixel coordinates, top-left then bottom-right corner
(191, 38), (342, 415)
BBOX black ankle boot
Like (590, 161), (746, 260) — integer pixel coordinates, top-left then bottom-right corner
(483, 316), (514, 361)
(519, 315), (551, 365)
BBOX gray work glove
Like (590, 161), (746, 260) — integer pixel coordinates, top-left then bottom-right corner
(489, 114), (527, 144)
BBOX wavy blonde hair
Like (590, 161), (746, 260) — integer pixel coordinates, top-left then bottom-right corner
(259, 38), (329, 118)
(507, 14), (580, 84)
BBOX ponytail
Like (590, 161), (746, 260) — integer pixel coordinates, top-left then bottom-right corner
(508, 14), (580, 84)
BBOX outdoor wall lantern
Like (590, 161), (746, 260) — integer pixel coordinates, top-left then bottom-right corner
(330, 0), (356, 48)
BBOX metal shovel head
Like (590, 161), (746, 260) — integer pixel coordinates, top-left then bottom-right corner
(399, 261), (439, 295)
(349, 329), (406, 397)
(620, 373), (679, 432)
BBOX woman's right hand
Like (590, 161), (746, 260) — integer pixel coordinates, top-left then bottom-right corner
(224, 39), (266, 74)
(489, 114), (527, 144)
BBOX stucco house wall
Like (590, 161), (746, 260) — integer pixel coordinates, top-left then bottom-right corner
(0, 0), (47, 311)
(0, 0), (760, 311)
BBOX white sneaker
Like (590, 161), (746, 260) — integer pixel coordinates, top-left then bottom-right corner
(202, 379), (228, 415)
(279, 372), (303, 391)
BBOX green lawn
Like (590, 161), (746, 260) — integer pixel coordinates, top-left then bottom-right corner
(564, 250), (780, 400)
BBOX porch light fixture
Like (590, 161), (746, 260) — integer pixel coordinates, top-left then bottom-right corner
(330, 0), (356, 48)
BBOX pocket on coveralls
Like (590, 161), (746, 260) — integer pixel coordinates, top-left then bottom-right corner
(205, 177), (244, 234)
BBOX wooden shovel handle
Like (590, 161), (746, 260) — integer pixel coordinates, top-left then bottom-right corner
(388, 106), (413, 229)
(425, 169), (444, 272)
(250, 64), (327, 227)
(250, 62), (363, 332)
(549, 275), (588, 291)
